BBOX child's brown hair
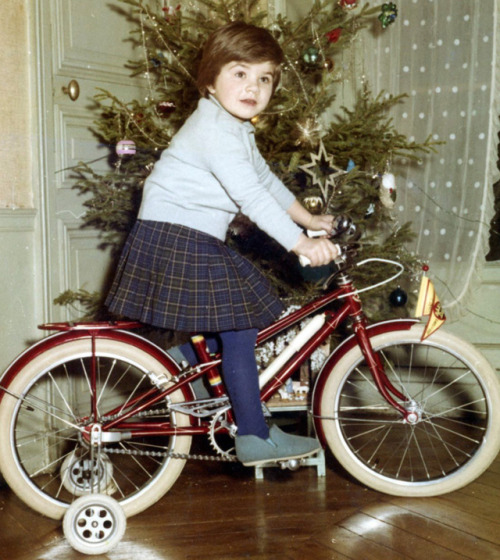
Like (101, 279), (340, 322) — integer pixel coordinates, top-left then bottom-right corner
(197, 21), (284, 98)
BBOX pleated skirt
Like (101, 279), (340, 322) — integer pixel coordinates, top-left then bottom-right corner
(105, 220), (284, 332)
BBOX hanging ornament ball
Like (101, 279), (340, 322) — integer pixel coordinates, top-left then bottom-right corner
(302, 46), (321, 67)
(116, 139), (136, 156)
(303, 196), (325, 214)
(339, 0), (358, 9)
(381, 172), (396, 192)
(378, 3), (398, 28)
(162, 3), (181, 22)
(326, 28), (342, 43)
(389, 286), (408, 307)
(156, 101), (176, 116)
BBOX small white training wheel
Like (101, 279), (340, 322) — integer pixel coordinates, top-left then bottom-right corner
(61, 451), (116, 496)
(63, 494), (126, 555)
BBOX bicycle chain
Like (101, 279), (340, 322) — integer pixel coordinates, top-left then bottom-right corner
(100, 407), (238, 463)
(101, 445), (238, 462)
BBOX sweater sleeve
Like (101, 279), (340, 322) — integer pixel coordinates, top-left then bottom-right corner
(201, 125), (302, 251)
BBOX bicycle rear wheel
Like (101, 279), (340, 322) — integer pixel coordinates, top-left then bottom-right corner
(0, 337), (192, 520)
(317, 324), (500, 496)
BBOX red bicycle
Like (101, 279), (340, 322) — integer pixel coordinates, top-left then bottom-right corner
(0, 242), (499, 553)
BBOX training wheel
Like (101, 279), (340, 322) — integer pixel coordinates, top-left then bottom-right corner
(63, 494), (126, 555)
(61, 451), (115, 496)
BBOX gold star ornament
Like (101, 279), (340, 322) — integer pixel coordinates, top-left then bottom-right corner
(298, 140), (346, 201)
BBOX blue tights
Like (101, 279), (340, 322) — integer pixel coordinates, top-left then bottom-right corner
(179, 329), (269, 439)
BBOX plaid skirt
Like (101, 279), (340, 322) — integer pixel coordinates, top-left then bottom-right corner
(105, 220), (284, 332)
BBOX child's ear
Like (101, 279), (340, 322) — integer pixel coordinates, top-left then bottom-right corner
(207, 85), (215, 94)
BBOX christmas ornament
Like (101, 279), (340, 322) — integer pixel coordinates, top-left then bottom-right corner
(302, 46), (320, 67)
(303, 196), (324, 214)
(299, 140), (346, 200)
(381, 172), (396, 191)
(379, 172), (396, 208)
(162, 3), (181, 22)
(389, 286), (407, 307)
(378, 3), (398, 28)
(116, 139), (136, 156)
(339, 0), (358, 9)
(326, 28), (342, 43)
(156, 101), (176, 116)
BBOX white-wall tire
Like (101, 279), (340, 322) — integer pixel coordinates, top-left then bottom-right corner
(317, 325), (500, 496)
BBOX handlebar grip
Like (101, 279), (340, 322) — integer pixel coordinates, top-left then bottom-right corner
(306, 229), (328, 238)
(299, 243), (341, 267)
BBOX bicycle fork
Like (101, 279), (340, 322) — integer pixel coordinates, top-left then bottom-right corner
(256, 284), (411, 421)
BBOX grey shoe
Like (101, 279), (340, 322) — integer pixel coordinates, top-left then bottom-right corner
(235, 425), (321, 467)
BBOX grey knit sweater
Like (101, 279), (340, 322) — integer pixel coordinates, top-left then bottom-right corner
(138, 96), (302, 251)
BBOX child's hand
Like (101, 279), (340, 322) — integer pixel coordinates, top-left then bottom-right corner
(308, 214), (335, 236)
(292, 233), (339, 267)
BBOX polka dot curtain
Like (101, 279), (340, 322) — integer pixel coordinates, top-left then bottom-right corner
(360, 0), (499, 319)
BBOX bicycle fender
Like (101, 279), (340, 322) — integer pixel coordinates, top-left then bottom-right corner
(311, 318), (419, 444)
(0, 328), (195, 403)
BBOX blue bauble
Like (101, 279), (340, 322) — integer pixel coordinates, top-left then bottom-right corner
(389, 287), (407, 307)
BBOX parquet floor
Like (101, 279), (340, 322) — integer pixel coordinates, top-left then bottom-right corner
(0, 447), (499, 560)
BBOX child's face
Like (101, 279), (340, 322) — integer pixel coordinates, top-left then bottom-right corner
(207, 60), (276, 122)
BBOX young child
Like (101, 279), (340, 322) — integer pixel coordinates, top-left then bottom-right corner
(106, 21), (339, 466)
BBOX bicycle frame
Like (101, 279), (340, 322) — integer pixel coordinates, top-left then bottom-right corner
(0, 270), (418, 448)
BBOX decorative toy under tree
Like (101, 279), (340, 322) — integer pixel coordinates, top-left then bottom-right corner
(63, 0), (438, 321)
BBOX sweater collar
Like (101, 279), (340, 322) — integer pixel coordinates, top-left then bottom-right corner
(205, 95), (255, 131)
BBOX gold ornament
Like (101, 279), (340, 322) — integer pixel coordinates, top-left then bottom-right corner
(299, 140), (346, 201)
(303, 196), (324, 214)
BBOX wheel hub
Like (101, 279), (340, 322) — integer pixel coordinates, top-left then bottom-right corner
(404, 400), (423, 424)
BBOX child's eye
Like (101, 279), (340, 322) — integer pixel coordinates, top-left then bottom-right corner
(235, 71), (246, 78)
(260, 76), (271, 84)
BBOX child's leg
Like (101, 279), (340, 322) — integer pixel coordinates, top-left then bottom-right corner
(180, 331), (320, 466)
(179, 331), (269, 439)
(219, 329), (269, 439)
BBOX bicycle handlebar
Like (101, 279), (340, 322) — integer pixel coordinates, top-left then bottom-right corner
(298, 228), (344, 267)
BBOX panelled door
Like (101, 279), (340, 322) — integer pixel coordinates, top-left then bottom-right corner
(36, 0), (150, 321)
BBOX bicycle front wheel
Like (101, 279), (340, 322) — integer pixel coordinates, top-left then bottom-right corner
(317, 324), (500, 496)
(0, 337), (192, 520)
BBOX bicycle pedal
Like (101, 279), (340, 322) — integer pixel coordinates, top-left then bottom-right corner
(278, 458), (305, 471)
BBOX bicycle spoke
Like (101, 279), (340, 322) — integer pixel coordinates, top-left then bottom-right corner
(4, 346), (191, 516)
(329, 334), (491, 486)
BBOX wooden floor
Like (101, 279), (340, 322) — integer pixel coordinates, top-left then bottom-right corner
(0, 444), (499, 560)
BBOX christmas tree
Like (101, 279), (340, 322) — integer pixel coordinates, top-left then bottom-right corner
(64, 0), (438, 321)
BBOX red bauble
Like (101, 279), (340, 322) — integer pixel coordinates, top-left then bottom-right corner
(326, 28), (342, 43)
(339, 0), (358, 8)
